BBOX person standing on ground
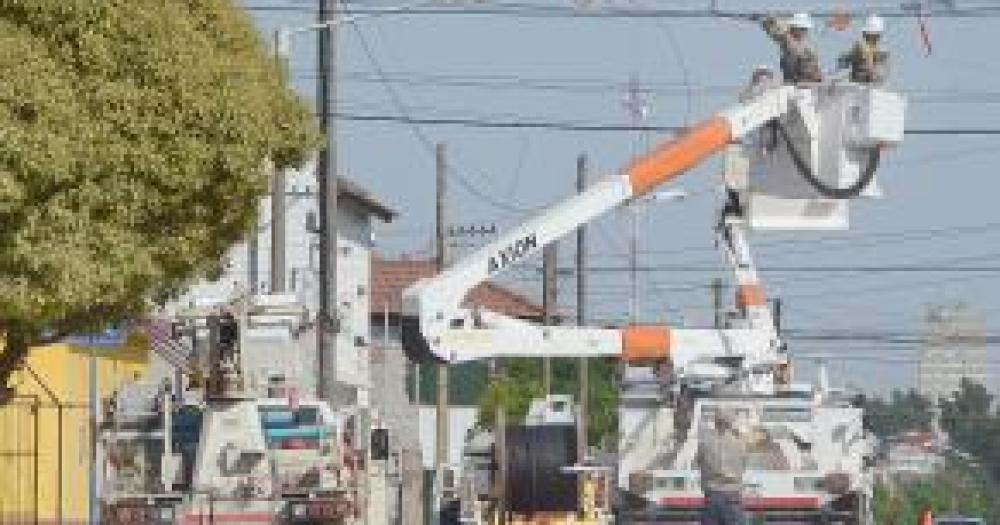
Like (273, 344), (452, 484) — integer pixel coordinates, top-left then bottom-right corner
(697, 407), (750, 525)
(839, 15), (890, 84)
(762, 13), (824, 84)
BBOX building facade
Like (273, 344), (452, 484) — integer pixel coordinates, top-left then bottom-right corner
(174, 165), (395, 399)
(918, 304), (988, 402)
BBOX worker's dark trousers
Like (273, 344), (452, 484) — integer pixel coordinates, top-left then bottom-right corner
(700, 490), (748, 525)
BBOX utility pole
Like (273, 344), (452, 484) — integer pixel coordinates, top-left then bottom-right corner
(576, 154), (588, 461)
(316, 0), (339, 403)
(629, 207), (640, 322)
(624, 74), (651, 325)
(271, 163), (286, 293)
(542, 243), (558, 395)
(270, 36), (289, 296)
(248, 223), (259, 293)
(494, 383), (507, 525)
(435, 143), (450, 515)
(712, 277), (724, 329)
(772, 297), (783, 335)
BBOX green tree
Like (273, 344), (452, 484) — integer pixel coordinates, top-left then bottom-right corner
(0, 0), (319, 398)
(941, 379), (1000, 480)
(863, 388), (933, 438)
(873, 463), (1000, 524)
(473, 357), (619, 446)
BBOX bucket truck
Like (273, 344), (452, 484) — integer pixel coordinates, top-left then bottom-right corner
(402, 81), (905, 523)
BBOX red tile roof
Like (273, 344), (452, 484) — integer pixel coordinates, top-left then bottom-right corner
(370, 258), (543, 319)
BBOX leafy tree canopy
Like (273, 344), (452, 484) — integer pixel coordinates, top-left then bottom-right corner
(0, 0), (319, 395)
(472, 357), (619, 447)
(862, 388), (934, 438)
(941, 379), (1000, 480)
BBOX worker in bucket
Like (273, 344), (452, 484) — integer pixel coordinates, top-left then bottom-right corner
(839, 15), (890, 84)
(697, 407), (750, 525)
(762, 12), (824, 84)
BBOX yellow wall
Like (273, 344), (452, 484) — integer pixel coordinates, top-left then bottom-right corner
(0, 334), (149, 524)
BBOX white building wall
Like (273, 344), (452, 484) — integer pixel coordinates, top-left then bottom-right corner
(417, 406), (479, 470)
(918, 305), (988, 402)
(175, 167), (380, 393)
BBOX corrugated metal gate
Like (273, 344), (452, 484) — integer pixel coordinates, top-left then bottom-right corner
(0, 397), (39, 525)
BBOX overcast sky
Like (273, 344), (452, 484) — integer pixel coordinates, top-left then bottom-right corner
(244, 0), (1000, 395)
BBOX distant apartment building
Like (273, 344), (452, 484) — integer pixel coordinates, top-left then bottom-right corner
(918, 304), (988, 402)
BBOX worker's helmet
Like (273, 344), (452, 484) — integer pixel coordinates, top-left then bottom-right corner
(788, 12), (814, 31)
(863, 14), (885, 35)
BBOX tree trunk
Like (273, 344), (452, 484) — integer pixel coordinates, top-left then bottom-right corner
(0, 327), (31, 403)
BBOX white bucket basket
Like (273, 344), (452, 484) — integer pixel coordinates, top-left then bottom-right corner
(726, 85), (905, 230)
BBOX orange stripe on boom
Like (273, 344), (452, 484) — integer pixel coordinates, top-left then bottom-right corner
(736, 284), (767, 308)
(625, 117), (732, 196)
(621, 325), (671, 361)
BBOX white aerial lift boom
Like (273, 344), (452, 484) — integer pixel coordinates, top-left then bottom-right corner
(403, 81), (905, 524)
(401, 83), (905, 385)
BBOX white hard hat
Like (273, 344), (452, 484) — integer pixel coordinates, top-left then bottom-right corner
(788, 12), (813, 30)
(863, 14), (885, 34)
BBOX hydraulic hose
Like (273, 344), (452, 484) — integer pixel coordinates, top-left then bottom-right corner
(771, 119), (881, 200)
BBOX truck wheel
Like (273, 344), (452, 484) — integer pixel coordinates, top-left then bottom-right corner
(833, 492), (870, 525)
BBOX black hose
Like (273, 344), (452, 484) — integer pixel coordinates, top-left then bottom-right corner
(771, 119), (881, 200)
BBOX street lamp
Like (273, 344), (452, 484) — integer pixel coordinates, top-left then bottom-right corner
(273, 0), (439, 59)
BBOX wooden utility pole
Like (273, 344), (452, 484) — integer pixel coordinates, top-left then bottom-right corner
(435, 143), (450, 507)
(576, 154), (589, 459)
(542, 243), (558, 395)
(248, 223), (259, 293)
(316, 0), (339, 404)
(712, 277), (724, 329)
(490, 359), (508, 525)
(271, 164), (286, 293)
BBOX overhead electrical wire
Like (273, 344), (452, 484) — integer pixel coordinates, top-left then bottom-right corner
(244, 3), (1000, 20)
(326, 111), (1000, 135)
(340, 5), (546, 215)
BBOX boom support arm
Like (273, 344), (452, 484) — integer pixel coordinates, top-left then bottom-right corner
(401, 87), (793, 364)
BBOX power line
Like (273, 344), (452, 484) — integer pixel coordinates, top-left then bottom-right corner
(244, 4), (1000, 19)
(329, 111), (1000, 135)
(342, 11), (544, 215)
(543, 264), (1000, 274)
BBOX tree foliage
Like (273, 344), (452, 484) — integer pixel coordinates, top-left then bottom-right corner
(862, 388), (934, 438)
(472, 357), (619, 447)
(941, 379), (1000, 481)
(871, 380), (1000, 524)
(0, 0), (319, 395)
(873, 463), (1000, 524)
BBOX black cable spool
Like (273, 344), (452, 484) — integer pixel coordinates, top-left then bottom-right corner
(504, 424), (578, 513)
